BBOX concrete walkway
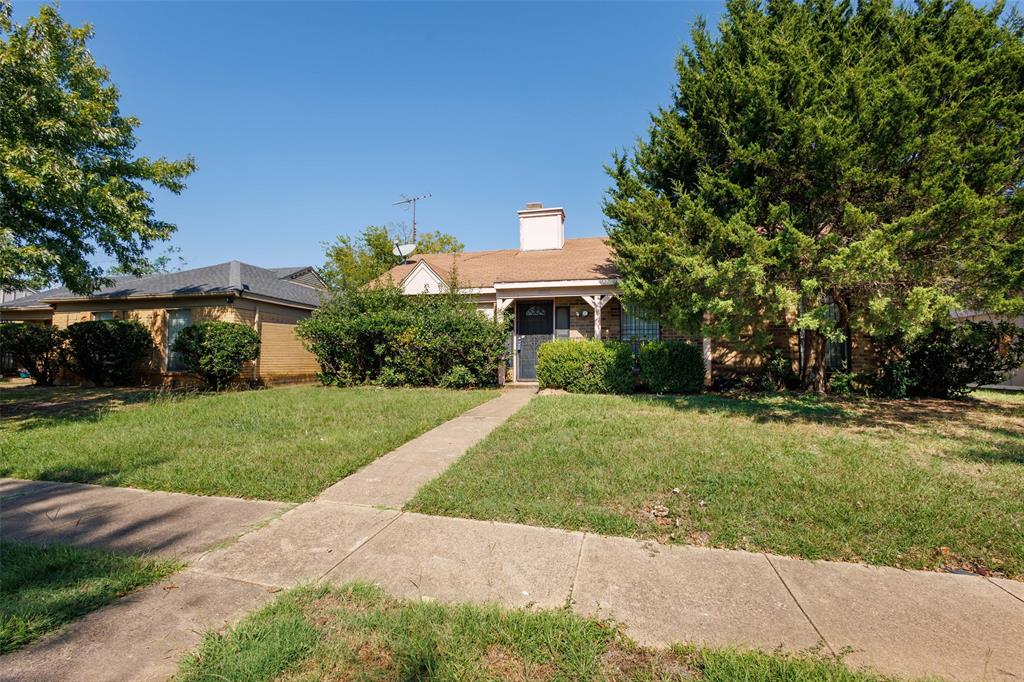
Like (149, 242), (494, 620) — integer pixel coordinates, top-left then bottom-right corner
(4, 388), (1023, 682)
(318, 388), (535, 507)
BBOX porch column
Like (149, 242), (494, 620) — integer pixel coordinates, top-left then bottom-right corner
(582, 294), (613, 340)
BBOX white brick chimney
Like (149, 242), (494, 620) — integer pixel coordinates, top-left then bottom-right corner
(518, 202), (565, 251)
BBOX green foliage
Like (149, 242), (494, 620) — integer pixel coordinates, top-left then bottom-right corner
(1, 543), (180, 654)
(877, 320), (1024, 398)
(297, 286), (507, 388)
(171, 321), (260, 390)
(63, 320), (153, 386)
(536, 339), (635, 394)
(638, 340), (705, 394)
(0, 323), (65, 386)
(743, 348), (799, 393)
(439, 364), (476, 389)
(0, 5), (195, 293)
(321, 224), (463, 291)
(106, 245), (187, 277)
(605, 0), (1024, 392)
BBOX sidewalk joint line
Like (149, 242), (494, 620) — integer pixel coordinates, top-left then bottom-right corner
(764, 554), (836, 657)
(986, 577), (1024, 606)
(568, 533), (587, 604)
(317, 511), (405, 582)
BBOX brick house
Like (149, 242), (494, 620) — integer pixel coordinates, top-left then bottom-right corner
(0, 262), (325, 385)
(380, 202), (878, 384)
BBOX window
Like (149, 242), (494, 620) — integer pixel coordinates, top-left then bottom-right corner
(93, 312), (114, 321)
(166, 309), (192, 372)
(824, 300), (849, 371)
(555, 306), (570, 339)
(620, 307), (659, 354)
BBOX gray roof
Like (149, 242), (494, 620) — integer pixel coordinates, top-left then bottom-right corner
(0, 262), (326, 310)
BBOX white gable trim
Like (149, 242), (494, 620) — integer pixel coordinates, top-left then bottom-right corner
(400, 260), (449, 294)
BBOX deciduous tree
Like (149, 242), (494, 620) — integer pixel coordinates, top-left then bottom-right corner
(321, 224), (463, 290)
(0, 4), (195, 293)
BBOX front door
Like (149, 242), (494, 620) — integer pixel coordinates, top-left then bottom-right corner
(516, 300), (553, 381)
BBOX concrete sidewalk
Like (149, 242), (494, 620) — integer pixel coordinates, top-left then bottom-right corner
(318, 388), (535, 507)
(0, 478), (289, 560)
(189, 502), (1024, 682)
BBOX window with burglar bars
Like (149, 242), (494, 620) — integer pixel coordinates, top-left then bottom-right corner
(620, 308), (660, 354)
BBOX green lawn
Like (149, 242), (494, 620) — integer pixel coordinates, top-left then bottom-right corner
(176, 582), (896, 682)
(0, 385), (497, 501)
(409, 390), (1024, 579)
(1, 543), (180, 654)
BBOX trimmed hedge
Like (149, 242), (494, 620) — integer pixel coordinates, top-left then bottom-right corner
(63, 320), (153, 386)
(172, 321), (260, 389)
(639, 340), (705, 394)
(0, 324), (65, 386)
(536, 339), (634, 394)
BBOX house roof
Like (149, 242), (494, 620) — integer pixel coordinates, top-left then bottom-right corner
(0, 262), (326, 310)
(380, 237), (619, 290)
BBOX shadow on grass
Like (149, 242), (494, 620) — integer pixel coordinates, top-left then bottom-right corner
(622, 392), (1024, 466)
(0, 387), (181, 432)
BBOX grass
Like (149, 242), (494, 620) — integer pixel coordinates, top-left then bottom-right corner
(176, 582), (898, 681)
(0, 385), (497, 501)
(408, 390), (1024, 579)
(0, 542), (180, 654)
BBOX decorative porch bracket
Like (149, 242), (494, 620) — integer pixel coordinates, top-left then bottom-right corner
(496, 298), (515, 318)
(581, 294), (614, 340)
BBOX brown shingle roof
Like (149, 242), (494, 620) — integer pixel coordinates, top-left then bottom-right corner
(380, 237), (618, 289)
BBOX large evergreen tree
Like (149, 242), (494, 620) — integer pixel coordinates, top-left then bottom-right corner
(0, 4), (195, 294)
(605, 0), (1024, 392)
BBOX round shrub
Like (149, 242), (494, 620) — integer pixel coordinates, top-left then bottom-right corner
(63, 320), (153, 386)
(877, 320), (1024, 398)
(639, 340), (705, 394)
(536, 339), (635, 394)
(171, 321), (260, 390)
(0, 323), (66, 386)
(297, 286), (508, 388)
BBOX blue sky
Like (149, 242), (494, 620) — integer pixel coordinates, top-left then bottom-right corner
(15, 1), (722, 270)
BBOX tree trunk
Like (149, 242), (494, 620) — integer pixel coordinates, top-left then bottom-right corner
(802, 329), (828, 394)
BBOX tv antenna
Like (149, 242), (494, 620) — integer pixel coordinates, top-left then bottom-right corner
(392, 193), (431, 242)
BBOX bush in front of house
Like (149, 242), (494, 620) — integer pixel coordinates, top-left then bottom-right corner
(296, 285), (508, 388)
(536, 339), (634, 394)
(638, 340), (704, 393)
(0, 324), (66, 386)
(172, 321), (260, 390)
(876, 320), (1024, 399)
(63, 320), (153, 386)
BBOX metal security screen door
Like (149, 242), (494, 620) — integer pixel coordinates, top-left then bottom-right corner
(516, 300), (553, 381)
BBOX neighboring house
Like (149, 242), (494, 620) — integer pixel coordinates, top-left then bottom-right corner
(380, 202), (878, 384)
(0, 262), (326, 385)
